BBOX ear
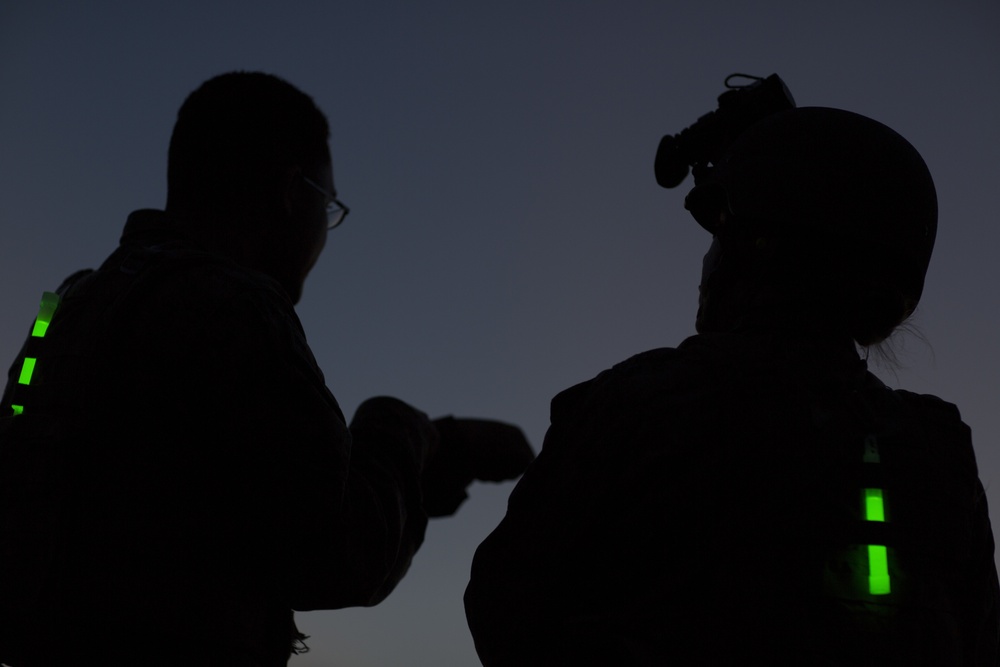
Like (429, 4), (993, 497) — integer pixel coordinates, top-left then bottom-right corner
(281, 165), (305, 217)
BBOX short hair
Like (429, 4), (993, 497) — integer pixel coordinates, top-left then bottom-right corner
(166, 71), (331, 215)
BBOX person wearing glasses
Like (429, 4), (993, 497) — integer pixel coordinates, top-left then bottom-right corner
(0, 71), (532, 667)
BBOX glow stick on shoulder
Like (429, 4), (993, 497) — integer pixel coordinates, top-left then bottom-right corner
(11, 291), (62, 416)
(31, 292), (61, 338)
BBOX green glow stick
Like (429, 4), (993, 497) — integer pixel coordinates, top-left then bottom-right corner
(10, 292), (61, 416)
(18, 357), (37, 385)
(868, 545), (891, 595)
(864, 488), (885, 522)
(863, 487), (890, 595)
(31, 291), (60, 338)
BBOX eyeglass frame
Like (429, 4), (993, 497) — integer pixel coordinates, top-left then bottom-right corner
(302, 176), (350, 229)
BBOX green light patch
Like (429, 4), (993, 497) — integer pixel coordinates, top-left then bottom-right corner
(862, 488), (891, 595)
(868, 545), (891, 595)
(18, 357), (37, 385)
(31, 291), (61, 338)
(11, 405), (24, 416)
(864, 488), (885, 522)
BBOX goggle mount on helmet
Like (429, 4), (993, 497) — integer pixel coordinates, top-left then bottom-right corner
(654, 73), (938, 340)
(654, 73), (796, 192)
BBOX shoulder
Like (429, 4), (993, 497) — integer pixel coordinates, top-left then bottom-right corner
(887, 385), (973, 453)
(548, 342), (716, 433)
(101, 210), (299, 334)
(863, 370), (968, 435)
(891, 386), (964, 423)
(552, 332), (758, 413)
(108, 236), (304, 352)
(856, 375), (979, 489)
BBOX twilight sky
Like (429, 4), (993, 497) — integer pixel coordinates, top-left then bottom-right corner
(2, 2), (998, 665)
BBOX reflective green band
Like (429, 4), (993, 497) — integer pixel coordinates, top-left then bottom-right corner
(31, 291), (61, 338)
(864, 488), (885, 522)
(868, 545), (891, 595)
(13, 292), (60, 415)
(18, 357), (37, 385)
(863, 488), (890, 594)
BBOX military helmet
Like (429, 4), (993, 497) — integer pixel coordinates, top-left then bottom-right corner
(684, 106), (937, 322)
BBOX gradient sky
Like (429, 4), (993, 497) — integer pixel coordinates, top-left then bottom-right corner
(2, 2), (998, 665)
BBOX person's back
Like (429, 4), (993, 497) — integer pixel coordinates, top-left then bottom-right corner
(465, 83), (1000, 665)
(467, 331), (997, 664)
(0, 212), (359, 663)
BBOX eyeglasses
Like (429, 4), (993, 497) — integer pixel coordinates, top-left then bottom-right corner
(303, 176), (350, 229)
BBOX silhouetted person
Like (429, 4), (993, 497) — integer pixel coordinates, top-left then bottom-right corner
(0, 71), (532, 666)
(464, 106), (999, 665)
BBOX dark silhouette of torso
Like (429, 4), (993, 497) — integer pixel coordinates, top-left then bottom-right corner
(0, 210), (429, 665)
(466, 332), (999, 665)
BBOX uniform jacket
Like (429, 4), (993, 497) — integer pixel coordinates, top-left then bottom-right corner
(465, 332), (999, 666)
(0, 210), (430, 666)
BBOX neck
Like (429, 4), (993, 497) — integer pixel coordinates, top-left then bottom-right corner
(168, 208), (271, 265)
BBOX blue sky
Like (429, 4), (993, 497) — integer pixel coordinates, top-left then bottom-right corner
(2, 2), (998, 664)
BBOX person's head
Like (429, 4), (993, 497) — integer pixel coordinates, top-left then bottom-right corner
(684, 107), (937, 347)
(166, 71), (337, 303)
